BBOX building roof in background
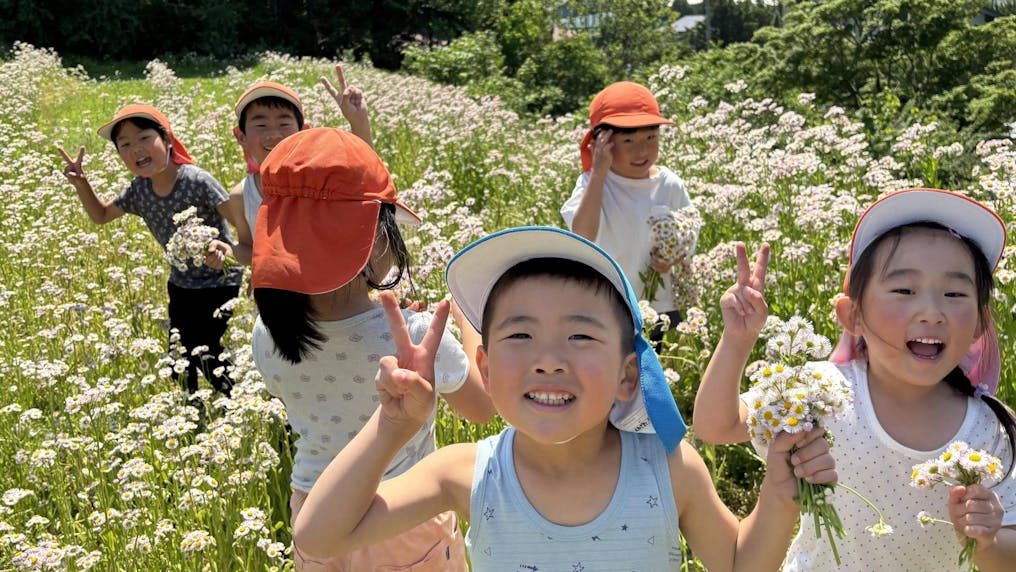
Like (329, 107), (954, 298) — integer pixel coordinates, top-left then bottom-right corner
(671, 14), (706, 33)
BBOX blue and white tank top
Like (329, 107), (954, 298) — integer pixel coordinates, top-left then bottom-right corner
(467, 427), (683, 571)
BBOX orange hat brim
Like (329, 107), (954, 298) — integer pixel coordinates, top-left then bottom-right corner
(252, 196), (381, 294)
(97, 104), (193, 165)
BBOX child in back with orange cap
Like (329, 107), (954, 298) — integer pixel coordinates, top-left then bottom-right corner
(561, 81), (698, 343)
(226, 66), (372, 265)
(57, 104), (242, 398)
(250, 127), (494, 571)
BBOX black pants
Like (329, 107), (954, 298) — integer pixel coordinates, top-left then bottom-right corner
(649, 310), (683, 354)
(167, 281), (240, 396)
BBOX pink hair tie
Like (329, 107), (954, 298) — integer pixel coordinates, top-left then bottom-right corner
(973, 383), (989, 400)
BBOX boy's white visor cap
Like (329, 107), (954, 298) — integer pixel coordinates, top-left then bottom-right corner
(447, 227), (633, 333)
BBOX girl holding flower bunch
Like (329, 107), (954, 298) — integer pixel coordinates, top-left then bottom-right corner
(695, 188), (1016, 571)
(57, 104), (242, 397)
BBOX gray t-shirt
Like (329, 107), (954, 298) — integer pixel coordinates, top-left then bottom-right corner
(115, 164), (242, 288)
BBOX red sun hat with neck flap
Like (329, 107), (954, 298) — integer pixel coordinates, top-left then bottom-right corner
(580, 81), (673, 172)
(252, 127), (420, 295)
(97, 104), (194, 165)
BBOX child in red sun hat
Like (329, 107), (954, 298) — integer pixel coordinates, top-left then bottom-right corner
(560, 81), (698, 344)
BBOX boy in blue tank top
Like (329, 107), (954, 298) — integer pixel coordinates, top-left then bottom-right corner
(292, 227), (838, 571)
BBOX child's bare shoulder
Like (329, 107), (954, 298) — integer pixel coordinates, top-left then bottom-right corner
(666, 440), (715, 505)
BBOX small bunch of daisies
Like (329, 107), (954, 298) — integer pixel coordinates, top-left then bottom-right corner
(165, 207), (232, 272)
(642, 205), (701, 303)
(911, 442), (1004, 571)
(746, 317), (856, 564)
(746, 317), (844, 447)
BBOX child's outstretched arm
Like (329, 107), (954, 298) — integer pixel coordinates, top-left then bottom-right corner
(441, 298), (496, 423)
(222, 185), (253, 265)
(57, 146), (125, 224)
(694, 242), (769, 444)
(320, 65), (373, 148)
(293, 292), (474, 559)
(569, 129), (613, 241)
(948, 484), (1016, 571)
(674, 427), (836, 572)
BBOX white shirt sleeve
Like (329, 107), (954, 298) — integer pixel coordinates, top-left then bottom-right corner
(251, 315), (283, 399)
(559, 172), (592, 232)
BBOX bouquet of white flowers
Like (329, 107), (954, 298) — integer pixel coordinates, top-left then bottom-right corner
(747, 317), (888, 564)
(642, 205), (701, 304)
(165, 207), (235, 272)
(911, 442), (1004, 571)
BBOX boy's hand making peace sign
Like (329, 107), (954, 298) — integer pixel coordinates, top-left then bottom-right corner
(320, 65), (371, 140)
(719, 242), (770, 345)
(375, 292), (447, 429)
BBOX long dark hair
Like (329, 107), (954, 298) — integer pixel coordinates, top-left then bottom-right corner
(848, 222), (1016, 478)
(254, 204), (412, 364)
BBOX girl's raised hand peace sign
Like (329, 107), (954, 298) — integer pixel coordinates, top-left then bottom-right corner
(375, 291), (447, 428)
(57, 145), (87, 185)
(719, 242), (770, 344)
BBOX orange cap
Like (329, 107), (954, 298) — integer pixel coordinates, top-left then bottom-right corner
(580, 82), (673, 171)
(97, 104), (194, 165)
(252, 128), (420, 294)
(234, 81), (304, 121)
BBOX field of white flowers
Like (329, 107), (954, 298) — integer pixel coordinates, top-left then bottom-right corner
(0, 42), (1013, 570)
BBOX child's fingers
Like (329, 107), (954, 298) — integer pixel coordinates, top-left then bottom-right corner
(790, 448), (836, 482)
(334, 64), (347, 92)
(768, 427), (809, 455)
(734, 242), (750, 286)
(380, 291), (413, 355)
(401, 298), (424, 312)
(949, 485), (969, 505)
(792, 426), (828, 449)
(319, 76), (339, 99)
(741, 286), (766, 314)
(752, 243), (770, 289)
(57, 146), (74, 165)
(418, 299), (450, 358)
(961, 498), (998, 517)
(723, 290), (747, 317)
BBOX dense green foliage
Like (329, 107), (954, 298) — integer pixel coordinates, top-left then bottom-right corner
(0, 0), (497, 68)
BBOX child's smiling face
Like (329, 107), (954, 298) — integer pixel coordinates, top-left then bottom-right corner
(239, 101), (301, 166)
(608, 126), (660, 179)
(850, 228), (982, 391)
(478, 276), (638, 445)
(114, 121), (171, 178)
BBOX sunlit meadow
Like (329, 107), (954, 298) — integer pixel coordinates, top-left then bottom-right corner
(1, 42), (1014, 570)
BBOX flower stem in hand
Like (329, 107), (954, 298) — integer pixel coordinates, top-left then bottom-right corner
(792, 445), (844, 566)
(641, 268), (662, 302)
